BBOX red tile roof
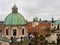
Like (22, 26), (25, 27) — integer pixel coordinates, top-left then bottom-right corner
(26, 22), (51, 35)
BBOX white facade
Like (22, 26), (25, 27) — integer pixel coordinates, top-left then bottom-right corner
(51, 23), (60, 30)
(46, 33), (57, 43)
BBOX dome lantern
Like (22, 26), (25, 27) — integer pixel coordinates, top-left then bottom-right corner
(12, 4), (18, 13)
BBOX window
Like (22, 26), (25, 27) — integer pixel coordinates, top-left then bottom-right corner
(40, 39), (43, 41)
(6, 29), (8, 35)
(13, 29), (17, 36)
(52, 24), (53, 26)
(54, 26), (56, 29)
(57, 24), (59, 29)
(22, 29), (24, 35)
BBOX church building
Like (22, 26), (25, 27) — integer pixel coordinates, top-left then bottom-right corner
(2, 5), (27, 39)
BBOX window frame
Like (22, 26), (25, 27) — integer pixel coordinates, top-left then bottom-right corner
(13, 29), (17, 36)
(6, 29), (8, 35)
(22, 28), (24, 35)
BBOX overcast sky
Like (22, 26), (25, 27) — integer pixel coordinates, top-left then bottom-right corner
(0, 0), (60, 21)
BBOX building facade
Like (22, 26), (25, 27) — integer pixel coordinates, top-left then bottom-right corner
(2, 5), (28, 39)
(0, 5), (51, 40)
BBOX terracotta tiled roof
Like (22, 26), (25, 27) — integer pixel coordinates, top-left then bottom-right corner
(26, 22), (51, 35)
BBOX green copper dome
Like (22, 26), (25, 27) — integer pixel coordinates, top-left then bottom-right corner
(54, 20), (60, 24)
(4, 5), (26, 26)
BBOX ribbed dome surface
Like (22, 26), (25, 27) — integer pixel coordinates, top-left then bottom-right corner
(4, 13), (26, 26)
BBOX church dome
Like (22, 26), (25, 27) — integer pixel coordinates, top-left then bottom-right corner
(4, 5), (27, 26)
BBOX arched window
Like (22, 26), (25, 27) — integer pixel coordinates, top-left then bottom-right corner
(22, 29), (24, 35)
(13, 29), (17, 36)
(6, 29), (8, 35)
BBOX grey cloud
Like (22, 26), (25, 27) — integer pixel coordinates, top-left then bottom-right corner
(0, 0), (60, 21)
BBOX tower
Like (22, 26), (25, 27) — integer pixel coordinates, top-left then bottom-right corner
(33, 16), (38, 22)
(32, 16), (39, 27)
(51, 16), (54, 23)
